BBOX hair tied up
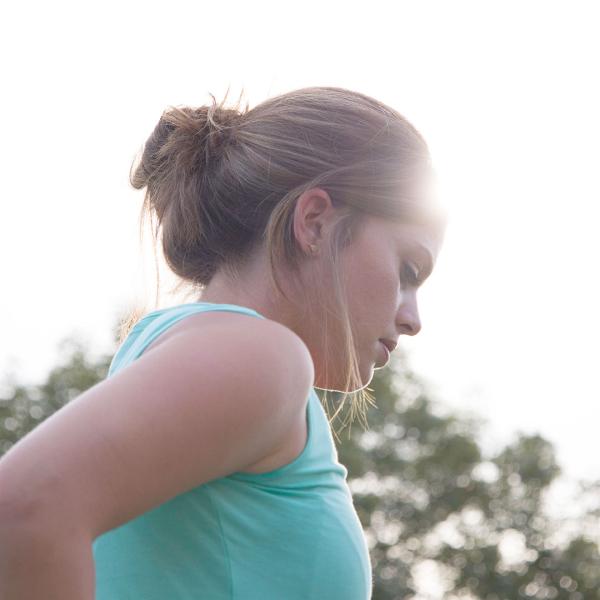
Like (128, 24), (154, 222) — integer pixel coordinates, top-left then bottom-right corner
(125, 86), (440, 436)
(130, 90), (246, 191)
(169, 95), (243, 163)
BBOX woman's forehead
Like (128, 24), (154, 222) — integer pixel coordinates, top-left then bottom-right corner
(370, 215), (443, 246)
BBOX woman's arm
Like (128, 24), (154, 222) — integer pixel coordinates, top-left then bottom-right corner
(0, 315), (313, 595)
(0, 514), (95, 599)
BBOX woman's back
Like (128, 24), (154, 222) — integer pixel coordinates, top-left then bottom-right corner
(93, 302), (373, 600)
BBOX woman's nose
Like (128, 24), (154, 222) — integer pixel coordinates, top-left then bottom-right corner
(396, 296), (422, 336)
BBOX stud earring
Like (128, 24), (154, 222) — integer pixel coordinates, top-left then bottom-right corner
(308, 243), (319, 255)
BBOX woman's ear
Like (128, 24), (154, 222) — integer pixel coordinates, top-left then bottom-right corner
(293, 187), (337, 255)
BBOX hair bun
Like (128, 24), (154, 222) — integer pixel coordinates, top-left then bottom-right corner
(165, 99), (242, 160)
(131, 94), (243, 190)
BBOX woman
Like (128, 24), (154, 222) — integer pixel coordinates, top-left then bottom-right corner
(0, 86), (445, 598)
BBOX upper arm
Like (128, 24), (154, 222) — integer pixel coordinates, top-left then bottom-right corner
(0, 317), (314, 540)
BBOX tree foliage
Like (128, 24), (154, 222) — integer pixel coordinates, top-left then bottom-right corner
(322, 352), (600, 599)
(0, 338), (112, 455)
(2, 336), (599, 599)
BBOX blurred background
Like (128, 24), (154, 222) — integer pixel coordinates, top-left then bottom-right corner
(1, 1), (599, 598)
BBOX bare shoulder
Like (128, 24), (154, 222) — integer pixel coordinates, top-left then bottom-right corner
(160, 311), (315, 475)
(144, 308), (312, 366)
(156, 309), (316, 397)
(0, 307), (314, 539)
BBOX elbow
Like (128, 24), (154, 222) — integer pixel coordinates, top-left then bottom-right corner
(0, 478), (92, 546)
(0, 471), (41, 526)
(0, 470), (61, 536)
(0, 491), (44, 536)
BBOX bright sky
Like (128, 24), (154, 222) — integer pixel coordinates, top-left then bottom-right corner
(2, 1), (599, 488)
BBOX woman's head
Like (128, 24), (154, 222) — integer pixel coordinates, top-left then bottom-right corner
(127, 86), (446, 432)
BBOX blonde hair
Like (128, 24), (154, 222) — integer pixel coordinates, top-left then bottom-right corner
(121, 86), (444, 439)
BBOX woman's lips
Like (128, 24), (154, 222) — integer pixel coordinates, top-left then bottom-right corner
(378, 341), (391, 365)
(380, 339), (397, 353)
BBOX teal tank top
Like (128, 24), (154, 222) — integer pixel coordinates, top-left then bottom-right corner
(92, 302), (373, 599)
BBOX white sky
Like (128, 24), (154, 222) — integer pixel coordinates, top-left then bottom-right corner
(1, 1), (599, 485)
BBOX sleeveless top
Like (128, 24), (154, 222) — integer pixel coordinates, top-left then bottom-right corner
(92, 302), (373, 599)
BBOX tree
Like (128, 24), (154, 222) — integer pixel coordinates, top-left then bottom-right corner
(0, 337), (112, 456)
(324, 351), (600, 599)
(2, 335), (599, 599)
